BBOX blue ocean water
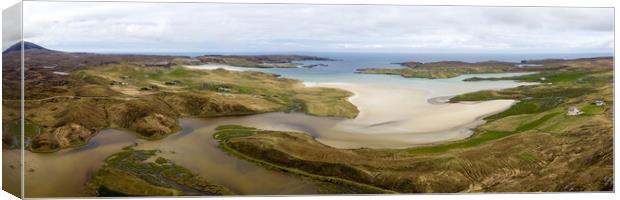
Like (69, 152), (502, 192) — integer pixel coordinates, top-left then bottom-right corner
(125, 51), (611, 83)
(180, 52), (612, 83)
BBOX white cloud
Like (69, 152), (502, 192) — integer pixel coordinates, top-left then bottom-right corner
(2, 3), (22, 51)
(22, 2), (614, 53)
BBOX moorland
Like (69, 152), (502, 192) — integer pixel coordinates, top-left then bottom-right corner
(2, 42), (357, 153)
(2, 41), (614, 195)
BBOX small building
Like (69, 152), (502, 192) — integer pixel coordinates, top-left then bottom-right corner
(567, 107), (583, 116)
(594, 100), (606, 106)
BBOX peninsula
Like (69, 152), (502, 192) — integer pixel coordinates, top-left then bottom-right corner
(355, 58), (607, 79)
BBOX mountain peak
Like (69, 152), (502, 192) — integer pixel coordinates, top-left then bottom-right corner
(3, 41), (48, 54)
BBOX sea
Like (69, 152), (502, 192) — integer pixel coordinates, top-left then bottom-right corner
(127, 52), (613, 83)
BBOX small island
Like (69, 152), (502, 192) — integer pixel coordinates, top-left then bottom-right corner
(196, 55), (334, 68)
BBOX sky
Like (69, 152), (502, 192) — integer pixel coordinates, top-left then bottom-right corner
(11, 1), (615, 54)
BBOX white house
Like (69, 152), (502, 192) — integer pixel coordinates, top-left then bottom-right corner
(567, 107), (583, 116)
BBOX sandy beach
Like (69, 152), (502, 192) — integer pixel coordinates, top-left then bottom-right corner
(155, 67), (523, 148)
(177, 67), (523, 148)
(310, 82), (515, 133)
(304, 82), (516, 148)
(183, 64), (248, 71)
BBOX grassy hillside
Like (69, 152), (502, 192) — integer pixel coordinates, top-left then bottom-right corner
(213, 125), (396, 194)
(357, 60), (519, 79)
(358, 65), (512, 79)
(357, 57), (610, 79)
(2, 64), (358, 152)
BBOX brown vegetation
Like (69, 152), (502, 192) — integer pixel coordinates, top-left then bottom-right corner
(2, 44), (357, 152)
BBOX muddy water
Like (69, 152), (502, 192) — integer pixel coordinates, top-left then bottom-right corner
(134, 119), (319, 195)
(20, 119), (319, 197)
(22, 130), (139, 197)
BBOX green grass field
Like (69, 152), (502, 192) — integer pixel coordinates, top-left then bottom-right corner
(15, 63), (358, 152)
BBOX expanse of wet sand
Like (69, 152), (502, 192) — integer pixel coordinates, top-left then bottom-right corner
(304, 82), (516, 148)
(184, 64), (527, 148)
(184, 64), (249, 71)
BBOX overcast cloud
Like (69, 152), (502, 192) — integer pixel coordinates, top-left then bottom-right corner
(18, 1), (614, 53)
